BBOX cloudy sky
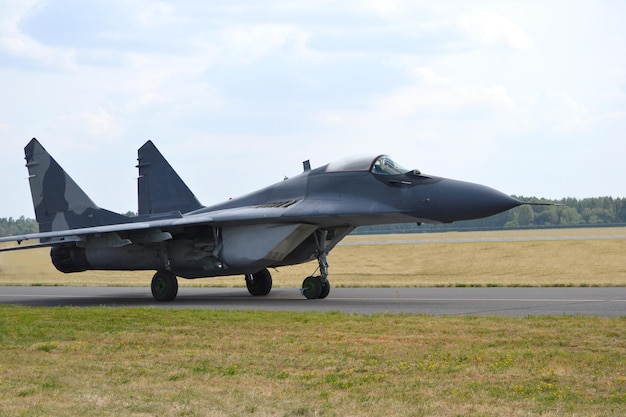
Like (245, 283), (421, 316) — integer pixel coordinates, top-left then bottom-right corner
(1, 0), (624, 218)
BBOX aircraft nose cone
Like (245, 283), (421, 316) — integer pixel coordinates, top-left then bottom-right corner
(434, 179), (521, 222)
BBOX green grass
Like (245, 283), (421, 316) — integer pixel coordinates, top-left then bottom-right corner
(0, 306), (624, 416)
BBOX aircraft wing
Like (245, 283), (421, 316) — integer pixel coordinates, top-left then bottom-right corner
(0, 214), (202, 248)
(0, 205), (318, 252)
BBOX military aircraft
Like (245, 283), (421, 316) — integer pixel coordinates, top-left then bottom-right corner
(0, 138), (525, 301)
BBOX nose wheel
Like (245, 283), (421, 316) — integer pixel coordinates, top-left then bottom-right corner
(301, 276), (330, 299)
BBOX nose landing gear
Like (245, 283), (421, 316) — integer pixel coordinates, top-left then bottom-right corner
(301, 275), (330, 299)
(301, 229), (331, 299)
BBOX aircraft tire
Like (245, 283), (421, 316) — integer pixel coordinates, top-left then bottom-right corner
(319, 280), (331, 299)
(246, 269), (272, 296)
(151, 270), (178, 302)
(301, 276), (323, 299)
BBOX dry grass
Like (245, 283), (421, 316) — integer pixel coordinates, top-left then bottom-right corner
(1, 227), (625, 287)
(0, 307), (624, 417)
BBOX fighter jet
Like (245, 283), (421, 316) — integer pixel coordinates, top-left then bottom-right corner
(0, 138), (524, 301)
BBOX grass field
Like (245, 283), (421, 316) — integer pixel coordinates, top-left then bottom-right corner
(1, 229), (624, 416)
(0, 308), (624, 417)
(1, 228), (625, 288)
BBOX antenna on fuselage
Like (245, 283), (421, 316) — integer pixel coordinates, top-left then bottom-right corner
(303, 160), (311, 172)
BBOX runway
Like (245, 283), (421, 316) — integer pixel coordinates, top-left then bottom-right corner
(0, 286), (624, 317)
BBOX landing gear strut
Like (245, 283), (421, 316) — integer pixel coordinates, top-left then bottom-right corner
(301, 229), (331, 299)
(245, 268), (273, 296)
(151, 270), (178, 302)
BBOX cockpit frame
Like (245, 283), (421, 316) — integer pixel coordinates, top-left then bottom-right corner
(325, 155), (413, 175)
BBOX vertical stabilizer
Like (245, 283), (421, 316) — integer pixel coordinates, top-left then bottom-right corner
(137, 141), (203, 215)
(24, 138), (130, 233)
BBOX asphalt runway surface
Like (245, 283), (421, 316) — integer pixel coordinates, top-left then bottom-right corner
(0, 286), (624, 317)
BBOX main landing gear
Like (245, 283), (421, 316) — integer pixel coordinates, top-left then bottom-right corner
(150, 228), (333, 301)
(150, 268), (274, 301)
(300, 229), (331, 300)
(151, 270), (178, 302)
(245, 268), (273, 296)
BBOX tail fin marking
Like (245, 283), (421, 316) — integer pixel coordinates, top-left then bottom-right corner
(24, 138), (129, 233)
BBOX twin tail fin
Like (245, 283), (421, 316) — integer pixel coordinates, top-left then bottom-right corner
(25, 138), (131, 233)
(137, 141), (203, 216)
(23, 138), (203, 234)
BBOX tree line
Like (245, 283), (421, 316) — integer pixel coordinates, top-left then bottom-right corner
(1, 197), (625, 237)
(0, 216), (39, 237)
(354, 196), (626, 234)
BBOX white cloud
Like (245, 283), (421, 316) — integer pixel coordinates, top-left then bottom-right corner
(413, 67), (451, 85)
(361, 0), (401, 17)
(536, 91), (592, 134)
(82, 107), (122, 137)
(137, 2), (177, 26)
(1, 1), (625, 218)
(219, 24), (307, 63)
(0, 1), (75, 70)
(459, 12), (532, 50)
(321, 113), (345, 125)
(376, 83), (515, 119)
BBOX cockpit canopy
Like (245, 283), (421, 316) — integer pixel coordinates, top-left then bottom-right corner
(326, 155), (411, 175)
(370, 156), (409, 175)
